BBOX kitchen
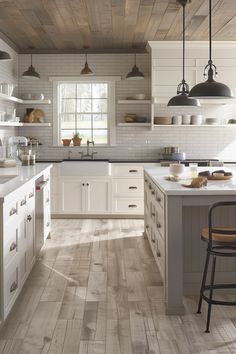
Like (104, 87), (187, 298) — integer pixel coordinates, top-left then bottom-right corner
(1, 0), (236, 353)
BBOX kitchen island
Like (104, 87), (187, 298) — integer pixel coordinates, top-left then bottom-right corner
(144, 166), (236, 315)
(0, 163), (52, 325)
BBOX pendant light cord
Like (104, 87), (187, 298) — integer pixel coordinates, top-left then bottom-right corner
(209, 0), (212, 64)
(182, 2), (185, 83)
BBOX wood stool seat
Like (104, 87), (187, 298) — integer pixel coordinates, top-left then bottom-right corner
(201, 227), (236, 243)
(197, 201), (236, 333)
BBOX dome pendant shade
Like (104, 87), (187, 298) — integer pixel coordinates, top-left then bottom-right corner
(189, 66), (233, 99)
(80, 54), (93, 75)
(168, 92), (200, 107)
(126, 54), (144, 80)
(126, 64), (144, 80)
(189, 0), (233, 99)
(22, 54), (40, 79)
(0, 50), (12, 61)
(168, 0), (200, 107)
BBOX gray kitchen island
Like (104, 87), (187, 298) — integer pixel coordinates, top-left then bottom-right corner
(144, 166), (236, 315)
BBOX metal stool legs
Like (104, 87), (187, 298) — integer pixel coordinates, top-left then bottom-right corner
(197, 251), (217, 333)
(197, 251), (210, 314)
(205, 255), (216, 333)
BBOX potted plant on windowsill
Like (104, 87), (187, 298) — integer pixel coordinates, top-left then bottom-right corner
(72, 132), (82, 146)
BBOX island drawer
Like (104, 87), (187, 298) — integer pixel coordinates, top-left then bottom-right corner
(112, 198), (144, 214)
(4, 223), (19, 268)
(154, 230), (165, 280)
(4, 260), (19, 317)
(3, 199), (18, 224)
(112, 179), (143, 197)
(112, 165), (143, 177)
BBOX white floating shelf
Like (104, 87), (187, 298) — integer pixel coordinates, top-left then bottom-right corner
(21, 99), (52, 105)
(153, 124), (236, 127)
(20, 123), (52, 127)
(0, 122), (23, 126)
(118, 123), (151, 127)
(118, 100), (151, 104)
(0, 93), (23, 103)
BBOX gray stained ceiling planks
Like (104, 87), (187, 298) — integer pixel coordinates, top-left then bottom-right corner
(0, 0), (235, 53)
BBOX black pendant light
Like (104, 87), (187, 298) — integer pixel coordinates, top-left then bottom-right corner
(80, 52), (93, 75)
(168, 0), (200, 107)
(22, 54), (40, 79)
(126, 53), (144, 80)
(0, 50), (12, 61)
(189, 0), (233, 99)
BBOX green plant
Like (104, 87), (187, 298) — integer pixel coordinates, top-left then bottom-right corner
(73, 132), (80, 139)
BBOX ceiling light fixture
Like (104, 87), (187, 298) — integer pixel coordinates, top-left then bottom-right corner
(189, 0), (233, 99)
(0, 50), (12, 61)
(80, 53), (93, 75)
(168, 0), (200, 107)
(22, 53), (40, 79)
(126, 53), (144, 80)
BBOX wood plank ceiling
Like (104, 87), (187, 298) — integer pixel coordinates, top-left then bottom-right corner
(0, 0), (235, 53)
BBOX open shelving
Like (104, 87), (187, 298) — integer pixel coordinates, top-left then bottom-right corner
(117, 100), (151, 104)
(20, 123), (51, 127)
(118, 122), (151, 127)
(0, 93), (51, 105)
(21, 99), (52, 105)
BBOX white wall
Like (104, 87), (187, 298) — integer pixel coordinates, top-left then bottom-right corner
(17, 48), (236, 161)
(0, 38), (18, 152)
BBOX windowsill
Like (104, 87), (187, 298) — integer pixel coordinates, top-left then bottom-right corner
(48, 144), (117, 148)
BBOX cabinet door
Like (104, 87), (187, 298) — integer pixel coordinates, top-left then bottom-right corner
(60, 177), (85, 213)
(26, 198), (35, 272)
(86, 179), (110, 214)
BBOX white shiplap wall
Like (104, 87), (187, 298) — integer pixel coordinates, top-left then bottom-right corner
(0, 39), (19, 150)
(17, 52), (236, 161)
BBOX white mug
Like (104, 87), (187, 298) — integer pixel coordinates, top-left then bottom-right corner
(172, 115), (182, 125)
(182, 114), (191, 125)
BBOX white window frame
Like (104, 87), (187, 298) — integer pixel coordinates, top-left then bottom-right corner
(50, 76), (121, 147)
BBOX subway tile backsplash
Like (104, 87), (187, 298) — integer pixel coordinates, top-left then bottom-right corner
(1, 50), (236, 161)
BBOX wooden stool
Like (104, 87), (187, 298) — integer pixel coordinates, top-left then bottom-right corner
(197, 201), (236, 333)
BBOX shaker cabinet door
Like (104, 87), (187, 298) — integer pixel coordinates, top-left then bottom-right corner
(59, 177), (85, 213)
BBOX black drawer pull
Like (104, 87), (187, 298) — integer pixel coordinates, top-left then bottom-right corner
(87, 183), (89, 186)
(27, 215), (32, 222)
(9, 208), (17, 216)
(157, 197), (161, 202)
(29, 192), (34, 198)
(156, 250), (161, 258)
(152, 212), (155, 217)
(9, 242), (17, 252)
(151, 191), (155, 195)
(128, 204), (137, 208)
(146, 224), (149, 229)
(129, 186), (137, 190)
(10, 281), (17, 293)
(157, 223), (161, 228)
(82, 183), (85, 186)
(20, 199), (26, 206)
(129, 169), (138, 173)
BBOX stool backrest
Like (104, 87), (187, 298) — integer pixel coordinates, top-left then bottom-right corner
(208, 201), (236, 247)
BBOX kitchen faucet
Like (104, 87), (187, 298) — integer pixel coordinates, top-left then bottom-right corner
(80, 140), (97, 160)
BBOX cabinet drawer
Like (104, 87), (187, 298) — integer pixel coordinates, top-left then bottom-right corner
(4, 261), (19, 315)
(112, 198), (144, 214)
(154, 231), (165, 280)
(112, 179), (143, 197)
(155, 188), (165, 209)
(112, 165), (143, 177)
(4, 224), (19, 268)
(154, 206), (165, 239)
(3, 199), (18, 223)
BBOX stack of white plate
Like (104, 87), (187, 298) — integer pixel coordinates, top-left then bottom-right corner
(205, 118), (220, 125)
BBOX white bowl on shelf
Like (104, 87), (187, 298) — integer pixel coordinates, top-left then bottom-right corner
(134, 93), (146, 100)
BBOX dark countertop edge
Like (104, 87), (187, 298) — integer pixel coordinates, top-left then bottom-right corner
(36, 159), (236, 164)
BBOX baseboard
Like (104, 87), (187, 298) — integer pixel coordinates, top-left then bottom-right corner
(52, 214), (144, 219)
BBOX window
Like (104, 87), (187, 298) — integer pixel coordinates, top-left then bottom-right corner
(52, 77), (119, 146)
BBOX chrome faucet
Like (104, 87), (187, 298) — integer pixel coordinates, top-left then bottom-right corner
(81, 140), (97, 160)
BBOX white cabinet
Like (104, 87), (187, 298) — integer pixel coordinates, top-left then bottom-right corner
(1, 181), (36, 319)
(144, 172), (166, 281)
(111, 164), (146, 216)
(59, 177), (110, 214)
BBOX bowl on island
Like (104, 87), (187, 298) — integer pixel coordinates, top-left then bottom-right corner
(169, 163), (185, 177)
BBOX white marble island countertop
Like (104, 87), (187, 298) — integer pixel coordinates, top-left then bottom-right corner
(145, 166), (236, 196)
(0, 163), (52, 202)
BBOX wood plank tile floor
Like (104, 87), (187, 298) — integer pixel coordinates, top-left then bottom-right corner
(1, 219), (236, 353)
